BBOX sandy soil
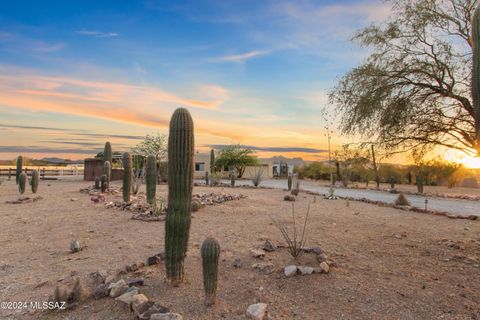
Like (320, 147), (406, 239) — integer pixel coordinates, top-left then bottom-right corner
(0, 179), (479, 320)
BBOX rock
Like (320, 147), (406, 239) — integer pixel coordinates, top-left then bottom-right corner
(284, 265), (297, 277)
(70, 198), (79, 201)
(298, 266), (314, 275)
(128, 278), (144, 287)
(70, 240), (81, 253)
(131, 294), (149, 313)
(115, 288), (139, 308)
(284, 195), (295, 201)
(126, 262), (145, 272)
(150, 313), (183, 320)
(92, 283), (109, 299)
(134, 301), (155, 317)
(246, 303), (268, 320)
(251, 249), (266, 259)
(191, 199), (202, 212)
(147, 252), (165, 265)
(138, 302), (170, 320)
(252, 262), (275, 275)
(232, 258), (242, 268)
(317, 262), (330, 274)
(109, 279), (128, 298)
(89, 270), (108, 286)
(262, 240), (276, 252)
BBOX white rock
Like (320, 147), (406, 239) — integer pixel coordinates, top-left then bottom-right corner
(284, 265), (297, 277)
(319, 262), (330, 273)
(246, 303), (268, 320)
(150, 313), (183, 320)
(114, 289), (139, 308)
(298, 266), (314, 275)
(109, 279), (128, 298)
(251, 249), (266, 258)
(131, 294), (149, 312)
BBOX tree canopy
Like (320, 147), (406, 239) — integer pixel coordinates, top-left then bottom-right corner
(330, 0), (480, 156)
(215, 145), (259, 178)
(131, 133), (167, 161)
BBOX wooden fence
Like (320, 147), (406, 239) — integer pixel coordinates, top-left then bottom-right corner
(0, 167), (83, 178)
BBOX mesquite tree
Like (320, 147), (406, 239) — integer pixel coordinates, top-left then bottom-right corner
(331, 0), (480, 156)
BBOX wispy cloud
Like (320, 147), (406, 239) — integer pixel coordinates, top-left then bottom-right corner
(0, 146), (100, 154)
(76, 30), (119, 38)
(0, 31), (65, 53)
(215, 50), (268, 63)
(208, 144), (327, 154)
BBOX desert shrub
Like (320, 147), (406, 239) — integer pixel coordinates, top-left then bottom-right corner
(394, 193), (411, 206)
(271, 202), (310, 259)
(294, 162), (330, 180)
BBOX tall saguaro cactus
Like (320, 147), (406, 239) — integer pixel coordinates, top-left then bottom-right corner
(31, 169), (39, 193)
(123, 152), (132, 203)
(16, 156), (23, 184)
(165, 108), (194, 285)
(103, 141), (112, 166)
(473, 6), (480, 151)
(201, 237), (220, 306)
(146, 155), (157, 204)
(103, 161), (111, 187)
(210, 149), (215, 174)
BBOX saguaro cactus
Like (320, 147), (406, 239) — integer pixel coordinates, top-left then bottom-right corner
(210, 149), (215, 174)
(31, 169), (39, 193)
(123, 152), (132, 202)
(103, 141), (112, 166)
(100, 174), (108, 193)
(201, 237), (220, 306)
(165, 108), (194, 285)
(230, 170), (236, 188)
(18, 172), (27, 195)
(205, 171), (209, 185)
(473, 6), (480, 150)
(287, 175), (292, 191)
(94, 177), (100, 189)
(16, 155), (23, 184)
(146, 155), (157, 204)
(103, 161), (111, 187)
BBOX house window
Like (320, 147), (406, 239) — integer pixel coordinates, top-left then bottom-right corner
(195, 162), (205, 171)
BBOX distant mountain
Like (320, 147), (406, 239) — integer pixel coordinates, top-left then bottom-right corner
(40, 157), (84, 164)
(260, 156), (309, 167)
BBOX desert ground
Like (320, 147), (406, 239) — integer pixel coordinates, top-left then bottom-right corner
(1, 178), (479, 320)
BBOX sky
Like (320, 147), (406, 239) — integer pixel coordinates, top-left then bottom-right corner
(0, 0), (392, 161)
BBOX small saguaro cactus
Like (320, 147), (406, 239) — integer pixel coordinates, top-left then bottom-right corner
(31, 169), (39, 193)
(165, 108), (194, 285)
(230, 170), (236, 188)
(146, 155), (157, 204)
(205, 171), (209, 185)
(100, 174), (108, 193)
(123, 152), (132, 203)
(18, 172), (27, 195)
(287, 175), (293, 191)
(103, 141), (112, 166)
(210, 149), (215, 175)
(201, 237), (220, 306)
(16, 155), (23, 184)
(94, 177), (100, 189)
(103, 161), (111, 187)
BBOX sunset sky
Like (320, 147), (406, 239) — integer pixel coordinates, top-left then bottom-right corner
(0, 0), (392, 161)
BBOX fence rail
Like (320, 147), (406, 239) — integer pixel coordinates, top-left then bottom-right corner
(0, 168), (84, 178)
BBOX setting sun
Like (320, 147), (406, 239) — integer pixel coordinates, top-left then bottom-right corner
(460, 155), (480, 169)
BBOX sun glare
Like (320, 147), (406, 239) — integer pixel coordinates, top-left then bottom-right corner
(460, 155), (480, 169)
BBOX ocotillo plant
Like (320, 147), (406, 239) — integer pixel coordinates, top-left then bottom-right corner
(472, 5), (480, 150)
(103, 141), (112, 166)
(18, 172), (27, 195)
(100, 174), (108, 193)
(146, 155), (157, 204)
(16, 155), (23, 184)
(210, 149), (215, 175)
(165, 108), (194, 285)
(287, 175), (292, 191)
(123, 152), (132, 202)
(103, 161), (111, 187)
(201, 237), (220, 306)
(31, 169), (39, 193)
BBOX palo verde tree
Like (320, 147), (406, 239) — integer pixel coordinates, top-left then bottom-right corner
(215, 144), (258, 178)
(331, 0), (480, 156)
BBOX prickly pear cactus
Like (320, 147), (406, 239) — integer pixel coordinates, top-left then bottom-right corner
(100, 174), (108, 193)
(201, 237), (220, 306)
(18, 172), (27, 195)
(16, 155), (23, 185)
(31, 169), (39, 193)
(123, 152), (132, 202)
(165, 108), (194, 285)
(146, 155), (157, 204)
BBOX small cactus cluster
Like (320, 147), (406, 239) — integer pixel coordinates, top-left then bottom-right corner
(146, 155), (157, 204)
(31, 169), (39, 193)
(165, 108), (194, 285)
(201, 237), (220, 306)
(123, 152), (132, 203)
(16, 156), (23, 184)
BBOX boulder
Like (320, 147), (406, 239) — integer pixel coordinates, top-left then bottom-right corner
(246, 303), (268, 320)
